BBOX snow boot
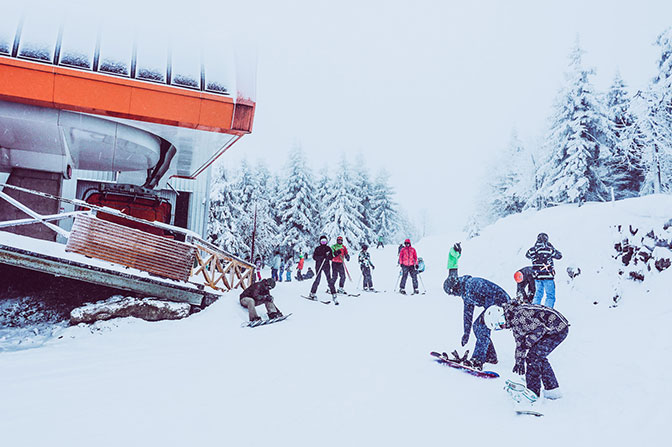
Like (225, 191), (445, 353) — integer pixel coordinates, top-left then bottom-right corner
(543, 387), (563, 400)
(469, 358), (484, 371)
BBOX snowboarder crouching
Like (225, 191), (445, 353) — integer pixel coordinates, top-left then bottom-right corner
(484, 302), (568, 399)
(514, 266), (536, 303)
(443, 275), (510, 370)
(239, 278), (283, 323)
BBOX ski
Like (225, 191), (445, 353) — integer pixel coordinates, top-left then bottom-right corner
(516, 410), (544, 417)
(325, 290), (360, 297)
(301, 295), (331, 305)
(430, 351), (499, 379)
(242, 313), (292, 328)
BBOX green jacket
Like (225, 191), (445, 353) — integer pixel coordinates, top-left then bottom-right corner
(447, 247), (461, 269)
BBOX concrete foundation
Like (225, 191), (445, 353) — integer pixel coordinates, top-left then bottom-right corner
(0, 168), (62, 241)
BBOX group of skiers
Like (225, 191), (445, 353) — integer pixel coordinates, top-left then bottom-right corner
(444, 232), (567, 400)
(239, 231), (569, 401)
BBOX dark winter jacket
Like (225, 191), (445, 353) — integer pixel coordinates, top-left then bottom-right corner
(452, 275), (510, 337)
(303, 268), (315, 279)
(503, 302), (570, 366)
(312, 244), (334, 273)
(516, 266), (536, 303)
(240, 278), (275, 306)
(525, 234), (562, 280)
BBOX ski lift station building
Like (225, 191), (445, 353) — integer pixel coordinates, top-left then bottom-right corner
(0, 9), (257, 306)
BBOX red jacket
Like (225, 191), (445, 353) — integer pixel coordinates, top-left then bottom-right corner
(297, 258), (305, 270)
(398, 246), (417, 266)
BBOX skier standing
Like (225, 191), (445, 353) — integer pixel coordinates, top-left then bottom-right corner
(443, 275), (510, 369)
(331, 236), (350, 293)
(309, 236), (338, 301)
(514, 266), (536, 303)
(484, 302), (569, 399)
(270, 251), (282, 281)
(296, 254), (305, 281)
(398, 239), (419, 295)
(376, 235), (384, 249)
(239, 278), (283, 323)
(526, 233), (562, 308)
(358, 244), (375, 291)
(447, 242), (461, 278)
(284, 257), (292, 282)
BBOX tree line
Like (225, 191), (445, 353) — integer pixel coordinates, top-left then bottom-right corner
(208, 148), (413, 261)
(471, 29), (672, 235)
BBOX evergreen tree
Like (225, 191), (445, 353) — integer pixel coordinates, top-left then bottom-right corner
(603, 72), (645, 198)
(276, 146), (318, 256)
(535, 41), (612, 206)
(633, 28), (672, 194)
(250, 160), (280, 261)
(207, 165), (243, 254)
(314, 166), (331, 235)
(370, 169), (400, 242)
(320, 155), (367, 247)
(489, 129), (536, 217)
(352, 153), (376, 244)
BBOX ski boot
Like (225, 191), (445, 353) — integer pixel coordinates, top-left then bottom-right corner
(399, 289), (406, 295)
(307, 293), (318, 301)
(332, 294), (340, 305)
(337, 288), (346, 294)
(413, 289), (419, 295)
(504, 379), (539, 404)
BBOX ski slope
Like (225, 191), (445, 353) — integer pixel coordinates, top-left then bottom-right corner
(1, 196), (671, 446)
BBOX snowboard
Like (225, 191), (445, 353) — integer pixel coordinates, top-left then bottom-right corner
(430, 351), (499, 379)
(241, 313), (292, 328)
(301, 295), (334, 305)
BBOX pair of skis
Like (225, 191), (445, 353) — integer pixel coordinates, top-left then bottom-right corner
(241, 313), (292, 328)
(301, 295), (339, 305)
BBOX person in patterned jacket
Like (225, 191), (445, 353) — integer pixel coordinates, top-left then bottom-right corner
(526, 233), (562, 308)
(485, 302), (569, 399)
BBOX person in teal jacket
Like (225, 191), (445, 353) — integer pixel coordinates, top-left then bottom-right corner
(447, 242), (462, 278)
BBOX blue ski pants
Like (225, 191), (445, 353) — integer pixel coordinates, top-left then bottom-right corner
(472, 311), (498, 363)
(525, 327), (568, 396)
(533, 279), (556, 308)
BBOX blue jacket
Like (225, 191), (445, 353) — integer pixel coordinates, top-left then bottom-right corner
(455, 275), (510, 335)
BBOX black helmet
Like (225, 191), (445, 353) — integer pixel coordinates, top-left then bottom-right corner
(537, 233), (549, 243)
(361, 244), (368, 250)
(265, 278), (276, 289)
(443, 276), (460, 296)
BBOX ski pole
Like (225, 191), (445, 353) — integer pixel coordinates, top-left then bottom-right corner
(344, 262), (352, 282)
(418, 272), (427, 293)
(391, 268), (401, 292)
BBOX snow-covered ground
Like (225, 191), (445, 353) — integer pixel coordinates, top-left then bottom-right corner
(1, 196), (671, 446)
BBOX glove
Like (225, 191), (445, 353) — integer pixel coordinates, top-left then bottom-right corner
(454, 242), (462, 254)
(461, 333), (469, 346)
(371, 265), (375, 270)
(414, 264), (419, 270)
(512, 360), (525, 375)
(346, 254), (350, 261)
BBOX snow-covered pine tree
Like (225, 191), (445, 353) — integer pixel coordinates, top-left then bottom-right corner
(489, 129), (536, 217)
(603, 72), (645, 199)
(352, 153), (376, 245)
(535, 40), (613, 206)
(276, 146), (318, 256)
(370, 169), (400, 243)
(313, 166), (331, 236)
(320, 155), (367, 247)
(208, 164), (243, 254)
(250, 160), (281, 261)
(632, 28), (672, 194)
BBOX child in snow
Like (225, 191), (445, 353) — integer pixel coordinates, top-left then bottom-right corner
(296, 254), (305, 281)
(484, 302), (569, 399)
(514, 266), (536, 303)
(239, 278), (283, 323)
(254, 256), (263, 282)
(285, 258), (292, 282)
(526, 233), (563, 308)
(443, 275), (510, 370)
(358, 244), (375, 291)
(447, 242), (461, 278)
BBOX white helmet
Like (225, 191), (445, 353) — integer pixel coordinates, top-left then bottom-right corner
(484, 306), (506, 331)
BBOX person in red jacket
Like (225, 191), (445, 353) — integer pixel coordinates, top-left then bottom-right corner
(331, 236), (350, 293)
(398, 238), (419, 294)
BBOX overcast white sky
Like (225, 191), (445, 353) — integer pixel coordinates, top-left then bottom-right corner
(19, 0), (672, 234)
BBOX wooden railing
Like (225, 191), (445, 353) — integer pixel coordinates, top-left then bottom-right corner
(187, 236), (255, 291)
